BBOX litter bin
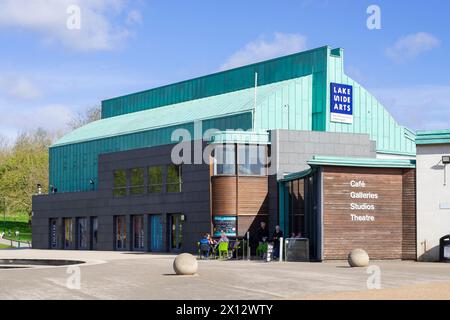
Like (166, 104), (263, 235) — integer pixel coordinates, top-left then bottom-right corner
(285, 238), (309, 262)
(440, 235), (450, 262)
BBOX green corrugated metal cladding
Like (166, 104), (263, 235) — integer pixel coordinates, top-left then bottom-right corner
(50, 46), (416, 193)
(50, 113), (252, 192)
(102, 46), (329, 130)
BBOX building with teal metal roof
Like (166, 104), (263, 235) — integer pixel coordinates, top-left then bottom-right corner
(50, 46), (415, 193)
(33, 46), (420, 256)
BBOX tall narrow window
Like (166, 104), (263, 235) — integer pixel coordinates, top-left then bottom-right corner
(115, 216), (127, 250)
(64, 218), (73, 249)
(130, 168), (145, 195)
(113, 170), (127, 197)
(77, 217), (88, 250)
(91, 217), (98, 250)
(148, 166), (163, 193)
(167, 165), (182, 193)
(238, 144), (267, 176)
(214, 144), (236, 175)
(132, 215), (144, 250)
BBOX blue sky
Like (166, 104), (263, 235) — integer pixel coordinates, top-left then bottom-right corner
(0, 0), (449, 140)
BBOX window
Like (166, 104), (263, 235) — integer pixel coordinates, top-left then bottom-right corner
(238, 145), (267, 176)
(113, 170), (127, 197)
(115, 216), (127, 250)
(167, 165), (182, 193)
(169, 214), (184, 251)
(77, 218), (88, 250)
(91, 217), (98, 250)
(132, 215), (144, 250)
(148, 166), (163, 193)
(64, 218), (73, 249)
(214, 144), (236, 175)
(130, 168), (145, 195)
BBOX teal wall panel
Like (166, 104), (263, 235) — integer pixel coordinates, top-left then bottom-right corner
(326, 52), (415, 155)
(50, 46), (416, 194)
(49, 113), (251, 193)
(102, 47), (329, 119)
(254, 76), (313, 131)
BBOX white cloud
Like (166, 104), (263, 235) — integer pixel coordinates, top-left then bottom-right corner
(126, 10), (143, 25)
(0, 0), (141, 51)
(0, 76), (42, 100)
(220, 33), (308, 70)
(371, 85), (450, 131)
(0, 102), (74, 140)
(386, 32), (441, 62)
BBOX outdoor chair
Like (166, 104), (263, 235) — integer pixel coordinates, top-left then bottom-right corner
(229, 240), (241, 259)
(200, 243), (212, 259)
(217, 242), (229, 260)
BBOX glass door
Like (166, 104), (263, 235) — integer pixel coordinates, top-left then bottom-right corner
(150, 215), (163, 251)
(77, 217), (88, 250)
(64, 218), (73, 249)
(91, 217), (98, 250)
(132, 215), (144, 250)
(115, 216), (127, 250)
(169, 214), (183, 252)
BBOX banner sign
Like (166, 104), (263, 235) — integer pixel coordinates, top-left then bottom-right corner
(50, 219), (57, 249)
(330, 83), (353, 124)
(213, 216), (237, 237)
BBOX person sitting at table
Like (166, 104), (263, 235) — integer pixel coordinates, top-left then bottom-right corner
(215, 231), (229, 247)
(199, 234), (212, 259)
(206, 233), (216, 245)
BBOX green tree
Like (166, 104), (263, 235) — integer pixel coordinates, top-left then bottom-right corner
(0, 128), (54, 224)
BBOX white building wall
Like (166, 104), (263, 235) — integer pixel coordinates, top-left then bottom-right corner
(416, 144), (450, 261)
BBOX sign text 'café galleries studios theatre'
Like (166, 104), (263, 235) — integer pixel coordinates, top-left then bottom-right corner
(330, 83), (353, 124)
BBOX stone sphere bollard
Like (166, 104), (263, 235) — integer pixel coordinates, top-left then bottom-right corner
(348, 249), (370, 267)
(173, 253), (198, 275)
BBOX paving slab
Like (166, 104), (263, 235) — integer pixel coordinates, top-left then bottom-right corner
(0, 250), (449, 300)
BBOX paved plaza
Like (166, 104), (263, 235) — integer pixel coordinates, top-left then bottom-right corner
(0, 249), (449, 300)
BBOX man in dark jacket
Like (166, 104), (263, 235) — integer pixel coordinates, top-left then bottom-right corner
(272, 225), (284, 259)
(257, 221), (269, 243)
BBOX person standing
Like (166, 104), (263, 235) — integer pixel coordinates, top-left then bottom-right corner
(257, 221), (269, 243)
(272, 225), (284, 260)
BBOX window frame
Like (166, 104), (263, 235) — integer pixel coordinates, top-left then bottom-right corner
(237, 144), (268, 177)
(113, 169), (128, 198)
(166, 164), (182, 193)
(129, 167), (145, 196)
(213, 143), (237, 176)
(148, 165), (164, 194)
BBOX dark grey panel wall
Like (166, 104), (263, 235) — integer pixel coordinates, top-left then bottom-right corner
(32, 141), (211, 253)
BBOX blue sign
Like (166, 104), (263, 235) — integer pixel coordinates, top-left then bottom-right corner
(330, 83), (353, 124)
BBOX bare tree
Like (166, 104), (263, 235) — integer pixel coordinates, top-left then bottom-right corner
(67, 105), (102, 130)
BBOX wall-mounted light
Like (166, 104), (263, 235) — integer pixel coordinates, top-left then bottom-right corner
(50, 185), (58, 194)
(443, 156), (450, 187)
(89, 179), (95, 191)
(181, 214), (186, 222)
(36, 184), (42, 195)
